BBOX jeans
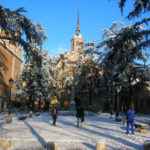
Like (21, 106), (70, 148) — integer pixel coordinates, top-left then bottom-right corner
(126, 121), (134, 134)
(52, 115), (57, 125)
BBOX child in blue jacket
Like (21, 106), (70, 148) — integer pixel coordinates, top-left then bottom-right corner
(126, 107), (135, 134)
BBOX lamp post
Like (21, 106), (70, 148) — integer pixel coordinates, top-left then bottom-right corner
(112, 81), (116, 112)
(88, 73), (93, 106)
(22, 81), (26, 88)
(116, 84), (122, 119)
(8, 78), (14, 109)
(108, 80), (113, 112)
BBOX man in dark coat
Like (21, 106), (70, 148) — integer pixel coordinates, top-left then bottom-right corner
(74, 97), (85, 127)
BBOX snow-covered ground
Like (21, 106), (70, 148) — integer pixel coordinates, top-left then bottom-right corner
(0, 112), (150, 150)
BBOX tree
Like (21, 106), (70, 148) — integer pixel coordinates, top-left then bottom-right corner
(93, 0), (150, 113)
(116, 0), (150, 53)
(18, 52), (57, 110)
(118, 0), (150, 19)
(99, 20), (149, 113)
(0, 5), (46, 81)
(0, 5), (47, 109)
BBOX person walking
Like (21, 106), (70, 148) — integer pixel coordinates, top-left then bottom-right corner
(74, 96), (85, 127)
(80, 106), (85, 123)
(74, 96), (80, 127)
(126, 106), (135, 134)
(50, 95), (58, 126)
(51, 105), (58, 126)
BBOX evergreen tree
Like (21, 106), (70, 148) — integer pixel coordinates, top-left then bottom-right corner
(97, 20), (149, 111)
(118, 0), (150, 19)
(19, 52), (56, 110)
(0, 5), (46, 84)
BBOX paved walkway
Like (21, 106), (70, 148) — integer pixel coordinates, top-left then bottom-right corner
(0, 112), (150, 150)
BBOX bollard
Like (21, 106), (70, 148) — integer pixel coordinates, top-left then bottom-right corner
(144, 141), (150, 150)
(47, 142), (58, 150)
(0, 139), (12, 150)
(47, 142), (87, 150)
(96, 140), (106, 150)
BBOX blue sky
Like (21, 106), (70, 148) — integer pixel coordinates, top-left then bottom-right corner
(0, 0), (141, 56)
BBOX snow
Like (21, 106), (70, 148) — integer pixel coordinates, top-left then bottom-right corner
(0, 112), (150, 150)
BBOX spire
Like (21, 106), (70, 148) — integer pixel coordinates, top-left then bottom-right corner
(76, 11), (80, 34)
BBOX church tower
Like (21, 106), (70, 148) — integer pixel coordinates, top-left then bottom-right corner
(71, 13), (84, 51)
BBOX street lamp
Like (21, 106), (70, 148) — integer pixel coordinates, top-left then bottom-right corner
(8, 78), (14, 109)
(112, 81), (116, 111)
(108, 80), (113, 112)
(22, 81), (27, 88)
(88, 73), (93, 106)
(116, 84), (122, 119)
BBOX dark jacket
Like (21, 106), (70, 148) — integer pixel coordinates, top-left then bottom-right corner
(75, 97), (81, 109)
(74, 97), (84, 119)
(51, 107), (58, 116)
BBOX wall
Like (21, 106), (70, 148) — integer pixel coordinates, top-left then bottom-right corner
(0, 39), (22, 100)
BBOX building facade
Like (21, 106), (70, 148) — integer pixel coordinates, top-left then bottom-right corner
(0, 30), (22, 101)
(55, 14), (94, 100)
(56, 14), (85, 82)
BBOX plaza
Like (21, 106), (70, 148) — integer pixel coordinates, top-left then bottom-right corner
(0, 112), (150, 150)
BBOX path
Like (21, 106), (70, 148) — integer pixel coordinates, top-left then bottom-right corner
(0, 112), (150, 150)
